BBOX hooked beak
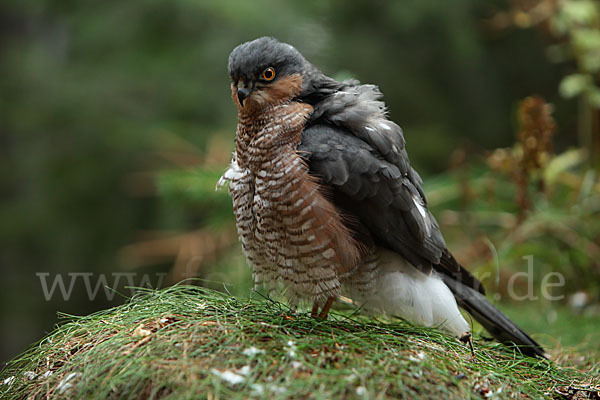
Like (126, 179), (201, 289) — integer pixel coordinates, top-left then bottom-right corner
(237, 87), (252, 106)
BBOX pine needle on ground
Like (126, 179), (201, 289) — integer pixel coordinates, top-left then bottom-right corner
(1, 286), (598, 399)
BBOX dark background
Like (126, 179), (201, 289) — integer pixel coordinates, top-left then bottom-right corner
(2, 0), (598, 367)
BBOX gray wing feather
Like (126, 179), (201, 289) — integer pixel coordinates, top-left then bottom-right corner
(299, 79), (545, 357)
(309, 81), (406, 167)
(298, 123), (442, 273)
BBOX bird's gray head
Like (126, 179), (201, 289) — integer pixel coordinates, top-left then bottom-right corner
(227, 37), (311, 111)
(228, 37), (307, 84)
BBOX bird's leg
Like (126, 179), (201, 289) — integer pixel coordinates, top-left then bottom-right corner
(460, 332), (475, 357)
(317, 296), (335, 320)
(310, 302), (319, 319)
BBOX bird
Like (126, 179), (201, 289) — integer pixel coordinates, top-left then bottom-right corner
(218, 36), (547, 358)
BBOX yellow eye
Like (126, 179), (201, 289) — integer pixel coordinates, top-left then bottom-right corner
(261, 67), (276, 81)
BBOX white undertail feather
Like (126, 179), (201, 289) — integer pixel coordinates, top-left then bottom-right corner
(347, 249), (470, 337)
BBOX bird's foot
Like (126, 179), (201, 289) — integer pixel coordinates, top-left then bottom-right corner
(311, 297), (335, 320)
(310, 303), (319, 319)
(460, 332), (475, 358)
(318, 297), (335, 319)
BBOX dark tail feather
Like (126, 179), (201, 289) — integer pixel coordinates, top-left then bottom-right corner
(441, 276), (548, 359)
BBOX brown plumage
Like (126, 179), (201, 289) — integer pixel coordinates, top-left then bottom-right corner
(225, 71), (362, 309)
(219, 37), (547, 358)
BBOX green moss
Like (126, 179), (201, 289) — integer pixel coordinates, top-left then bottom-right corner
(1, 286), (597, 399)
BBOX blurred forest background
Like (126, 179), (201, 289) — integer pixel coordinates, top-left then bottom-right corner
(1, 0), (599, 367)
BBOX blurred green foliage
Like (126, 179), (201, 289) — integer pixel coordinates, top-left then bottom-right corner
(1, 0), (597, 367)
(425, 155), (600, 299)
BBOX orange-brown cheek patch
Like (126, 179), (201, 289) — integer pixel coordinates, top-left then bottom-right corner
(234, 73), (305, 113)
(261, 73), (303, 103)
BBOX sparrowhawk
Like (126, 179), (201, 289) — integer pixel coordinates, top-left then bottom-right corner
(219, 36), (546, 358)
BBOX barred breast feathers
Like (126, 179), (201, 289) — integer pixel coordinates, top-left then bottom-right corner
(294, 160), (364, 275)
(247, 100), (364, 276)
(221, 91), (364, 301)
